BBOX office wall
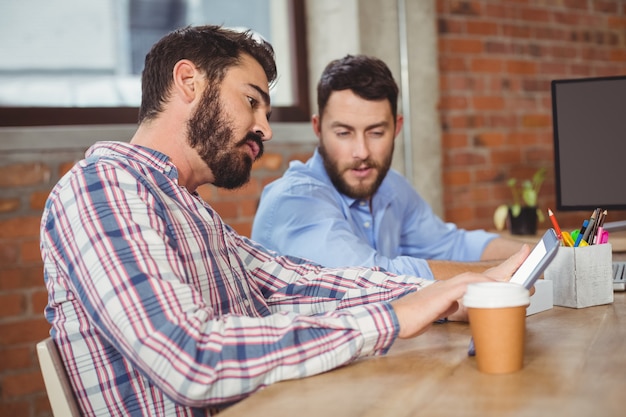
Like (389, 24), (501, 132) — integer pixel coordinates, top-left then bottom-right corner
(2, 1), (626, 416)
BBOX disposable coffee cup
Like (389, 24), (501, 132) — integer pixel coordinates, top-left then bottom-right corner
(464, 282), (530, 374)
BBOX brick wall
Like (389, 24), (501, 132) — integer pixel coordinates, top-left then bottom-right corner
(437, 0), (626, 230)
(3, 1), (626, 415)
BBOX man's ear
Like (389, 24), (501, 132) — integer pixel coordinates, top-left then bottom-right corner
(172, 59), (199, 103)
(394, 115), (404, 138)
(311, 114), (322, 139)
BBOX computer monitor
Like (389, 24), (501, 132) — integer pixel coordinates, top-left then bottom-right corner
(551, 75), (626, 231)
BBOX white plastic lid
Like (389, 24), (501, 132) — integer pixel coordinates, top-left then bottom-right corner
(463, 282), (530, 309)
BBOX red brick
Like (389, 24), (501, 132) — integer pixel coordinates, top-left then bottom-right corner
(441, 133), (469, 149)
(253, 152), (283, 171)
(0, 402), (30, 417)
(521, 114), (551, 128)
(0, 267), (44, 291)
(1, 369), (46, 397)
(439, 95), (469, 110)
(0, 216), (41, 239)
(239, 199), (259, 218)
(470, 58), (504, 73)
(0, 293), (25, 318)
(0, 163), (51, 188)
(59, 160), (76, 176)
(21, 239), (43, 263)
(491, 149), (522, 165)
(31, 290), (49, 315)
(0, 318), (50, 346)
(230, 221), (252, 238)
(466, 21), (498, 36)
(441, 38), (484, 54)
(0, 198), (20, 213)
(288, 151), (314, 163)
(506, 60), (538, 75)
(472, 96), (505, 110)
(0, 346), (33, 371)
(210, 201), (239, 220)
(502, 24), (532, 38)
(520, 7), (550, 23)
(0, 242), (20, 265)
(438, 56), (467, 72)
(443, 170), (471, 187)
(29, 190), (50, 211)
(214, 179), (260, 198)
(474, 132), (505, 147)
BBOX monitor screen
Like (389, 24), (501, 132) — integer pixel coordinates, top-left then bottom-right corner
(552, 75), (626, 217)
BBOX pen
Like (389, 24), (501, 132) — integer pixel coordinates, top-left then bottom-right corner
(582, 209), (599, 244)
(468, 338), (475, 356)
(574, 219), (588, 247)
(547, 208), (562, 239)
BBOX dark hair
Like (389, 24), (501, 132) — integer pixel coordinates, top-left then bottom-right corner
(317, 54), (399, 119)
(138, 25), (277, 123)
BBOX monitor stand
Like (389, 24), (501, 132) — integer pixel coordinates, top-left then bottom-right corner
(603, 220), (626, 232)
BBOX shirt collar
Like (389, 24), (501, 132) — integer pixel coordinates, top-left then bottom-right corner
(86, 141), (178, 179)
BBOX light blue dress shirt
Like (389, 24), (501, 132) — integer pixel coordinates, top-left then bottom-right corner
(252, 148), (498, 279)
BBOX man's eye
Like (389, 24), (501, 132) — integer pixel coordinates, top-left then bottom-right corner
(335, 130), (350, 137)
(369, 131), (384, 138)
(247, 96), (258, 107)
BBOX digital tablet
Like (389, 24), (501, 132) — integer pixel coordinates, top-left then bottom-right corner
(509, 228), (560, 289)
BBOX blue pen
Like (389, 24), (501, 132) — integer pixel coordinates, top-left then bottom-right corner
(574, 219), (589, 247)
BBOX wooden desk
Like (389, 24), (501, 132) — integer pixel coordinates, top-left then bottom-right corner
(221, 293), (626, 417)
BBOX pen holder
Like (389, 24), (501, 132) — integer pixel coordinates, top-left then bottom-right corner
(544, 243), (614, 308)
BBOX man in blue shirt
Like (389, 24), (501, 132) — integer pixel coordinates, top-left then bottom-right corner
(252, 55), (524, 280)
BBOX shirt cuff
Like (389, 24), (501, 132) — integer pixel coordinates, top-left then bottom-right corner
(349, 302), (399, 356)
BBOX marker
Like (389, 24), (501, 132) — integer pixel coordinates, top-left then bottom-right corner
(597, 228), (609, 244)
(547, 209), (562, 239)
(581, 209), (598, 244)
(574, 219), (588, 247)
(561, 231), (575, 247)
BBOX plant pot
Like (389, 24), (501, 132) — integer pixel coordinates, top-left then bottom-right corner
(509, 207), (538, 235)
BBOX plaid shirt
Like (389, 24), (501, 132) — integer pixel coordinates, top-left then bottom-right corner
(40, 141), (429, 416)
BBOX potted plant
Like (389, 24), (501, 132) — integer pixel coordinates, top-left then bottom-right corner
(493, 167), (546, 235)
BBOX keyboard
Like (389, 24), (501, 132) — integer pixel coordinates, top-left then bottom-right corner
(614, 261), (626, 291)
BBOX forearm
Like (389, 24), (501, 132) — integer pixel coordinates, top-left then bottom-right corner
(427, 259), (500, 280)
(480, 237), (526, 261)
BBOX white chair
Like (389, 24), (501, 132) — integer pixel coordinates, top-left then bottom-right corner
(36, 337), (81, 417)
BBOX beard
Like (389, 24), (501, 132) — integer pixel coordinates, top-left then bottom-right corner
(187, 87), (264, 189)
(319, 140), (393, 200)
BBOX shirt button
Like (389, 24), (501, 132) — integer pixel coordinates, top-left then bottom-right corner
(364, 221), (371, 228)
(243, 299), (250, 306)
(359, 201), (367, 206)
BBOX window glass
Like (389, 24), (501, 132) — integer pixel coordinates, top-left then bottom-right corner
(0, 0), (305, 124)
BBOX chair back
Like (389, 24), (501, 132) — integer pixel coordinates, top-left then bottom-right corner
(36, 337), (81, 417)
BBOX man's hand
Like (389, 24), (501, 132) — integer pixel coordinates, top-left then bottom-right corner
(483, 244), (530, 282)
(391, 246), (532, 339)
(391, 272), (494, 339)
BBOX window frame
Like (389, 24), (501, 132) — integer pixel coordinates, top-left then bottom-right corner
(0, 0), (309, 127)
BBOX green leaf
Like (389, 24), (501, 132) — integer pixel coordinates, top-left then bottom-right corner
(522, 187), (537, 206)
(510, 204), (521, 217)
(536, 208), (545, 223)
